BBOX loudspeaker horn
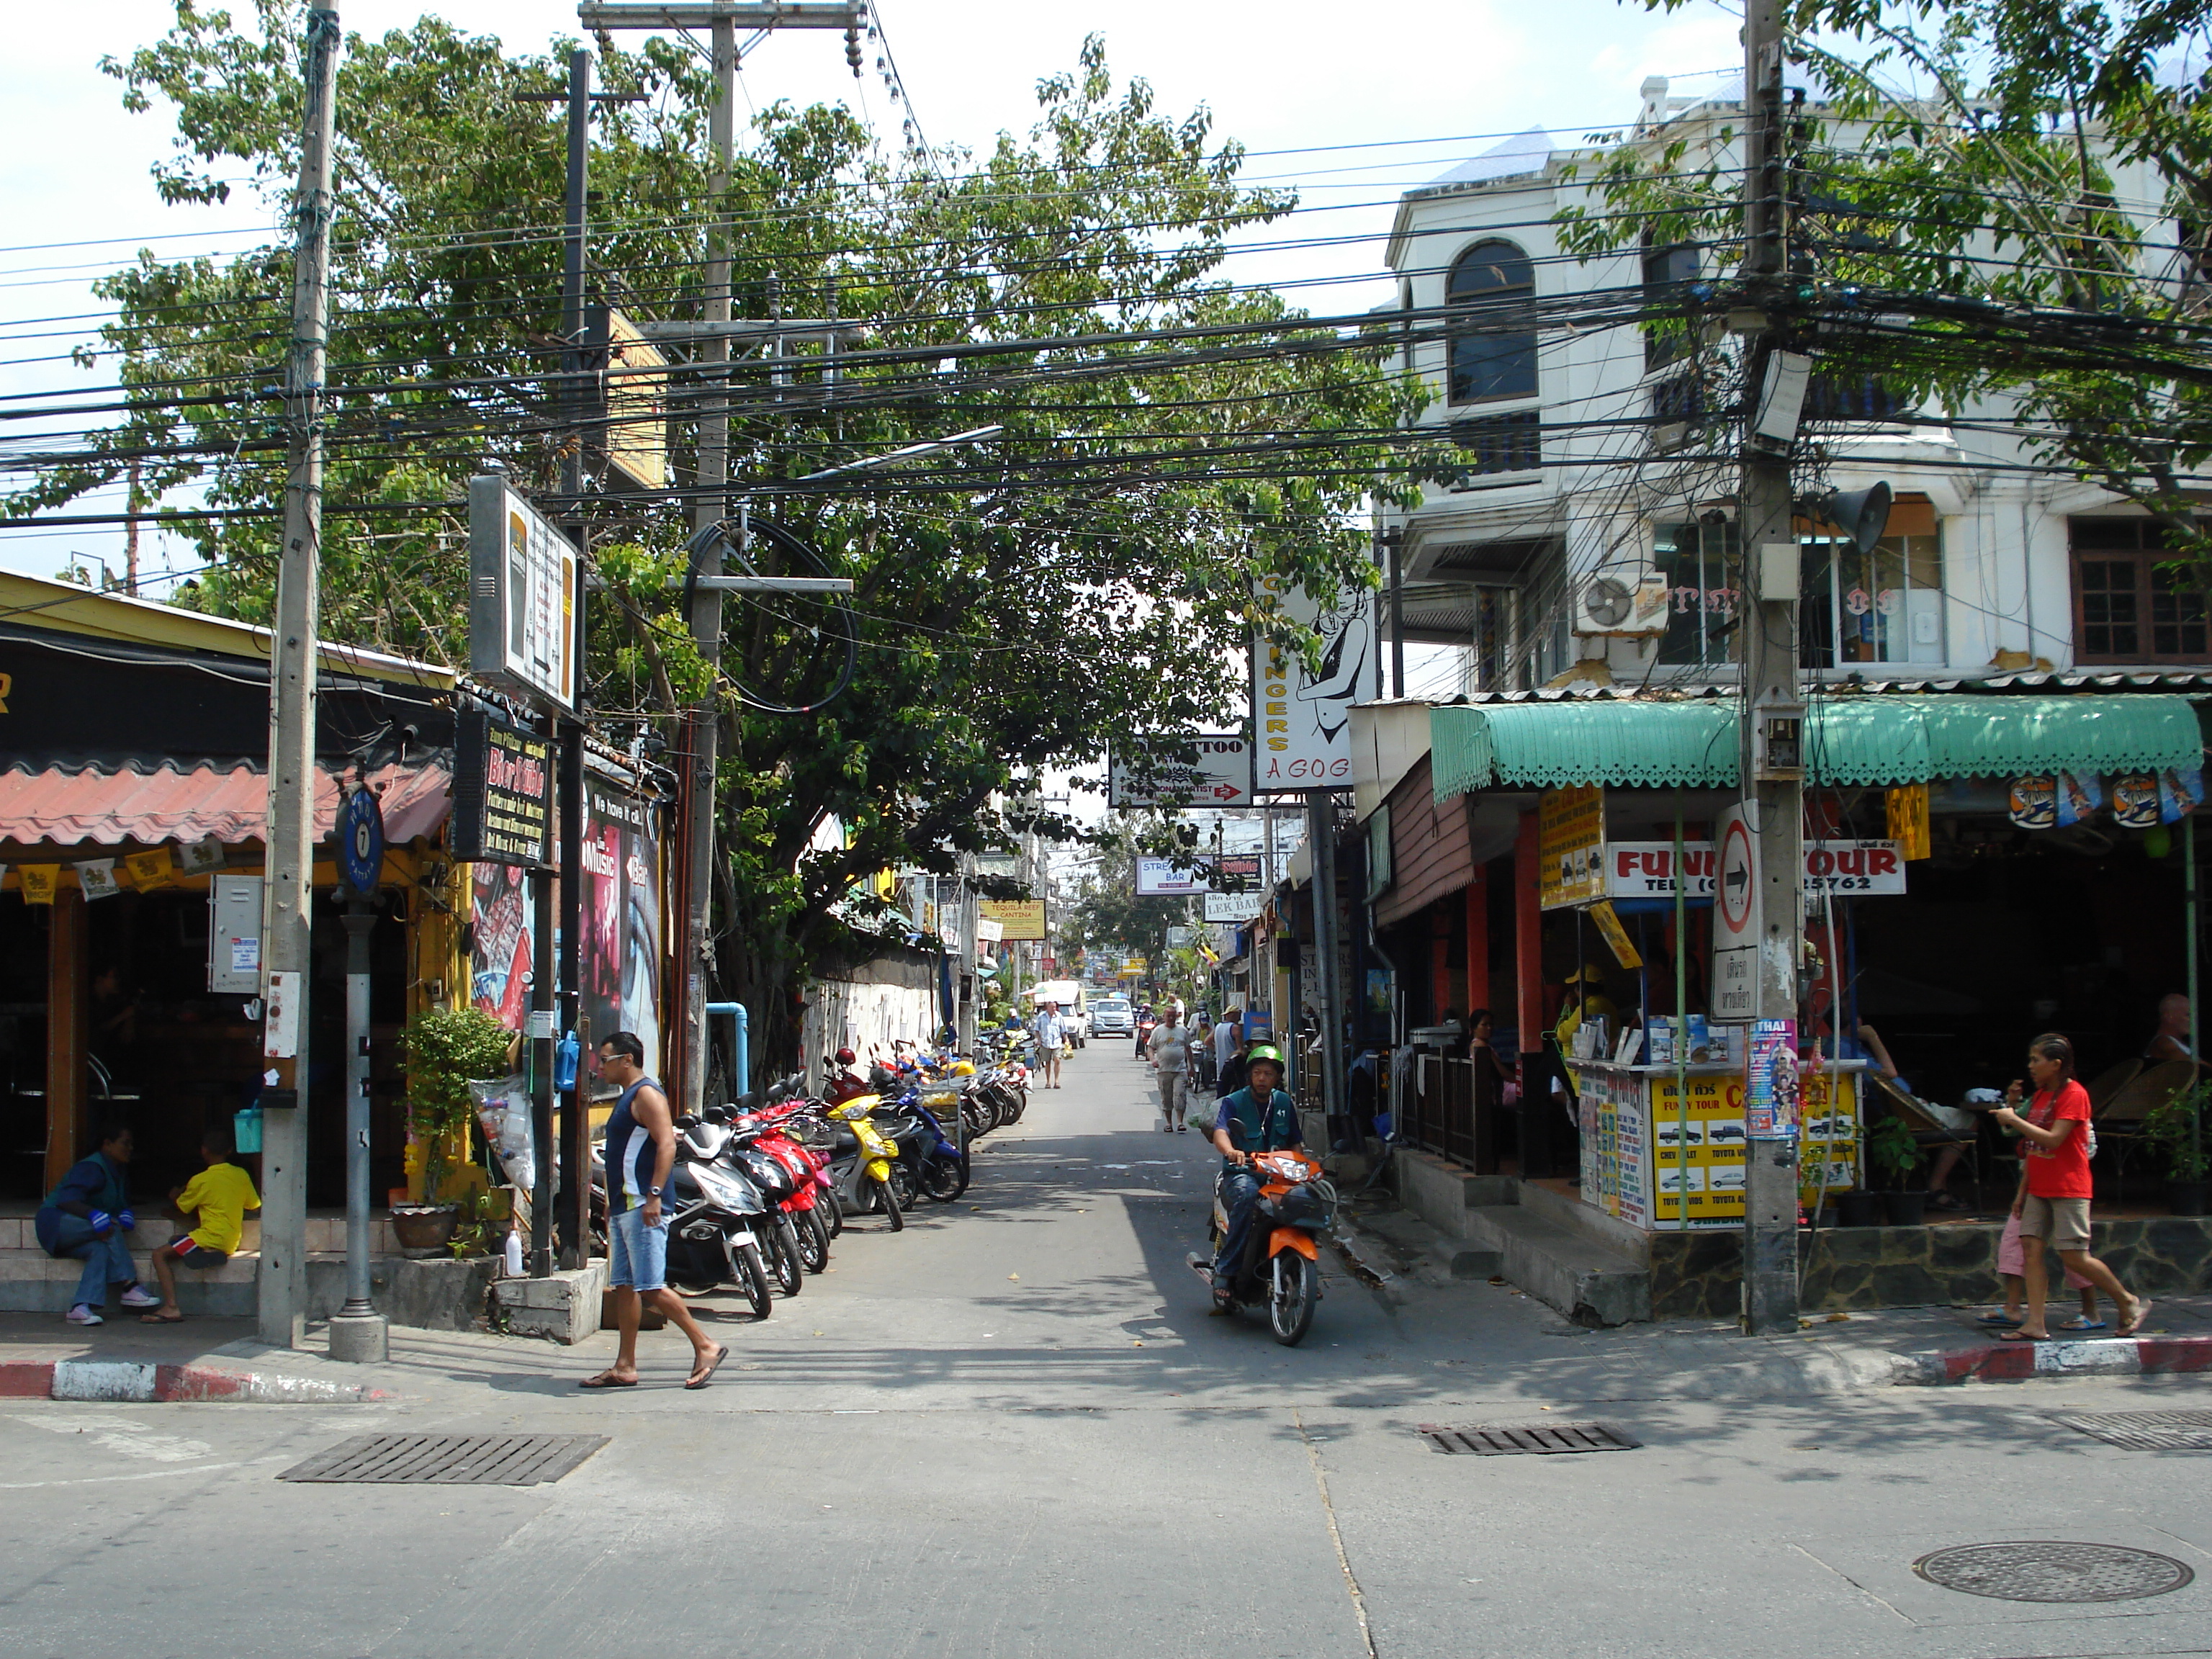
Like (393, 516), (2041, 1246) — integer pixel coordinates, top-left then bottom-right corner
(1823, 482), (1892, 557)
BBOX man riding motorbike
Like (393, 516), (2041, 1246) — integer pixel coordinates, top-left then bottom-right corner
(1205, 1044), (1303, 1312)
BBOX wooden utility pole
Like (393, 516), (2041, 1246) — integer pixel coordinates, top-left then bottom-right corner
(258, 6), (341, 1349)
(1734, 0), (1804, 1336)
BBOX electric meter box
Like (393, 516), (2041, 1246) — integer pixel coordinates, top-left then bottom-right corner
(208, 874), (264, 993)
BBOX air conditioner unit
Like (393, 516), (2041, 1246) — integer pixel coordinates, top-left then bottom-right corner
(1572, 568), (1671, 638)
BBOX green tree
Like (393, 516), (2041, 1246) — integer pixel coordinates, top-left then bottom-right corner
(31, 9), (1418, 1068)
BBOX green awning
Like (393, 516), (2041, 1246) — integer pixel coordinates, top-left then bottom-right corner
(1432, 693), (2206, 796)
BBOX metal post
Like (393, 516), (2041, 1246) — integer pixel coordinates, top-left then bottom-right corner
(2190, 813), (2202, 1175)
(1386, 529), (1406, 698)
(328, 906), (387, 1360)
(677, 14), (737, 1120)
(1737, 0), (1802, 1335)
(257, 6), (341, 1350)
(529, 846), (556, 1276)
(1308, 793), (1346, 1144)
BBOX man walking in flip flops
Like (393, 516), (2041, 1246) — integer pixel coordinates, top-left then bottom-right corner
(579, 1033), (728, 1390)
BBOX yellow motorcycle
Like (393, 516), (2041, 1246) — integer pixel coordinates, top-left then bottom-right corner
(807, 1095), (904, 1231)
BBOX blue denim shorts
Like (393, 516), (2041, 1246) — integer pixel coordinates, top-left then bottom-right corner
(607, 1205), (668, 1292)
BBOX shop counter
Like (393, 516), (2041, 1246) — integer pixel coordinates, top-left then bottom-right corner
(1565, 1058), (1867, 1231)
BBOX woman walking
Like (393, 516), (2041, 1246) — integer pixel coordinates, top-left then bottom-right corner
(1989, 1033), (2149, 1341)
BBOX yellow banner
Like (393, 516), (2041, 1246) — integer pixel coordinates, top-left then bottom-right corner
(1539, 784), (1605, 909)
(1587, 899), (1642, 970)
(1885, 783), (1930, 860)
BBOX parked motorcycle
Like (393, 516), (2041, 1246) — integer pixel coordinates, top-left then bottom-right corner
(659, 1116), (778, 1319)
(1187, 1149), (1335, 1346)
(797, 1095), (904, 1231)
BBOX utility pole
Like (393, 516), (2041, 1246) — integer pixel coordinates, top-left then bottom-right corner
(1735, 0), (1802, 1336)
(257, 6), (341, 1350)
(578, 0), (864, 1115)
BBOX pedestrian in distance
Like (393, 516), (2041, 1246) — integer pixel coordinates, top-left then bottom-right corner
(142, 1125), (260, 1323)
(1989, 1033), (2149, 1340)
(580, 1033), (729, 1390)
(1032, 999), (1066, 1089)
(1151, 1007), (1193, 1132)
(35, 1121), (161, 1326)
(1215, 1028), (1249, 1100)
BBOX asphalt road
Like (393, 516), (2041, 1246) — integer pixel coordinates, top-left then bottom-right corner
(3, 1048), (2211, 1659)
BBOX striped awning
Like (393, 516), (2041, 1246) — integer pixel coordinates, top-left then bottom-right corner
(1433, 693), (2206, 796)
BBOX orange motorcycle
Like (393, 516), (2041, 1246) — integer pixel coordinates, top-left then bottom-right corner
(1190, 1149), (1335, 1346)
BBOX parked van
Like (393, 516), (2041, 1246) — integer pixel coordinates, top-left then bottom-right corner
(1025, 981), (1089, 1047)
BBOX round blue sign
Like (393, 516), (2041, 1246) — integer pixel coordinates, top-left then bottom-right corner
(338, 786), (385, 898)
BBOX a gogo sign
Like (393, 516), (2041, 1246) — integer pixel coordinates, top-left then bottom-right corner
(1606, 840), (1906, 898)
(1251, 571), (1371, 790)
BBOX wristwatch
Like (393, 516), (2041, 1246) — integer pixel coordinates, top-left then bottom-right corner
(647, 1186), (663, 1197)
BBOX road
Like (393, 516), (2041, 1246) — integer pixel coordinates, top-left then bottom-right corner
(2, 1048), (2210, 1658)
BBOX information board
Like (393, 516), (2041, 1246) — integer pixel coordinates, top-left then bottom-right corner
(468, 475), (579, 711)
(451, 711), (553, 868)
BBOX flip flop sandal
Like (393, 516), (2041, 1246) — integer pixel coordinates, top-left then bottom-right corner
(1974, 1312), (2022, 1327)
(138, 1312), (185, 1324)
(577, 1372), (638, 1388)
(2118, 1300), (2154, 1336)
(1997, 1329), (2048, 1341)
(685, 1345), (731, 1390)
(2056, 1316), (2110, 1331)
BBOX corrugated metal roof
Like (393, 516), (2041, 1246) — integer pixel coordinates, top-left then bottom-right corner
(1456, 668), (2212, 703)
(1434, 693), (2208, 795)
(0, 761), (451, 849)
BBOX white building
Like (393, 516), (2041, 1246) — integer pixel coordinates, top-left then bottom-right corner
(1379, 72), (2210, 693)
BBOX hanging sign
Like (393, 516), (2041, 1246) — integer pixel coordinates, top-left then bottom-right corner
(77, 859), (121, 901)
(2008, 775), (2056, 829)
(1251, 572), (1371, 789)
(1135, 858), (1210, 896)
(1884, 783), (1930, 860)
(337, 786), (386, 899)
(2111, 773), (2162, 829)
(124, 848), (176, 891)
(588, 305), (670, 491)
(979, 897), (1046, 941)
(1710, 803), (1758, 1021)
(468, 475), (579, 711)
(2161, 766), (2205, 822)
(18, 865), (58, 905)
(1110, 735), (1255, 809)
(1204, 890), (1264, 923)
(1587, 899), (1643, 970)
(450, 711), (553, 868)
(1537, 784), (1606, 909)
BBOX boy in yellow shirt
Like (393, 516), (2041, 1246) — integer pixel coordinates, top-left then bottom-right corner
(144, 1126), (260, 1323)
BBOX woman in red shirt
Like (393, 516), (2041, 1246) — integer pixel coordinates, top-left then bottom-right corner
(1990, 1033), (2148, 1340)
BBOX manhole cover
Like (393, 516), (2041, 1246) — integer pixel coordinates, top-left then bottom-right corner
(1418, 1421), (1639, 1456)
(277, 1434), (608, 1485)
(1912, 1542), (2193, 1603)
(2058, 1410), (2212, 1452)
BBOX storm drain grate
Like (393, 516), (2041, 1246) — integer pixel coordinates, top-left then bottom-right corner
(1913, 1542), (2193, 1604)
(277, 1434), (608, 1485)
(1417, 1421), (1640, 1456)
(2056, 1409), (2212, 1452)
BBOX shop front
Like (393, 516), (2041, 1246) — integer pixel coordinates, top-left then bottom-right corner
(1359, 684), (2212, 1318)
(0, 571), (459, 1221)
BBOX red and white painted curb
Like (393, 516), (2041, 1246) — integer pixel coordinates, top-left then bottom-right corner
(1899, 1332), (2212, 1385)
(0, 1359), (393, 1403)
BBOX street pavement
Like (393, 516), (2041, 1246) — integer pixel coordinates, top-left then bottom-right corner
(2, 1048), (2210, 1658)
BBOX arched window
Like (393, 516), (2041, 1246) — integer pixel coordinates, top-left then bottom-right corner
(1447, 239), (1537, 404)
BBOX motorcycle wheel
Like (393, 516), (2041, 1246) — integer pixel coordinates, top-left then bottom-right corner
(920, 1154), (968, 1202)
(797, 1205), (830, 1272)
(1267, 1251), (1318, 1347)
(876, 1174), (905, 1232)
(1000, 1087), (1026, 1127)
(887, 1161), (920, 1213)
(769, 1215), (805, 1296)
(820, 1187), (845, 1240)
(736, 1240), (775, 1320)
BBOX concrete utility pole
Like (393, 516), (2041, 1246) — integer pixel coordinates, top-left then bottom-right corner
(1306, 793), (1346, 1142)
(578, 1), (864, 1116)
(258, 6), (341, 1350)
(1735, 0), (1804, 1336)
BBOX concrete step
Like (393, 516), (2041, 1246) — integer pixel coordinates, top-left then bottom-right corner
(1464, 1204), (1651, 1327)
(0, 1246), (495, 1328)
(0, 1216), (397, 1256)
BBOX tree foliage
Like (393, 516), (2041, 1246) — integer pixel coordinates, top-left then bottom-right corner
(45, 6), (1415, 1064)
(1558, 0), (2212, 562)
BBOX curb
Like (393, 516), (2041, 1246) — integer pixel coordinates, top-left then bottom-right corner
(0, 1359), (395, 1404)
(1895, 1332), (2212, 1385)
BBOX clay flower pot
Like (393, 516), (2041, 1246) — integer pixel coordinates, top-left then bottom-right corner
(389, 1204), (459, 1255)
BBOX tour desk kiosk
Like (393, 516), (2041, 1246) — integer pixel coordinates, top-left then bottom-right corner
(1564, 1056), (1868, 1231)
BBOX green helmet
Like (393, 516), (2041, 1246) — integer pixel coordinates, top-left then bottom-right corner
(1245, 1043), (1285, 1071)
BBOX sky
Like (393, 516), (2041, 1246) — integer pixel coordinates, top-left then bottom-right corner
(0, 0), (1745, 590)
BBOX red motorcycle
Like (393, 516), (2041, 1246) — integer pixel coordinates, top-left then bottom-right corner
(720, 1094), (838, 1271)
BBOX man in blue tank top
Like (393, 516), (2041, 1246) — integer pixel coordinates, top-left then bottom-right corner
(580, 1033), (727, 1390)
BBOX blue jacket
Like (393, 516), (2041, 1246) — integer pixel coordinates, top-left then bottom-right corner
(1218, 1087), (1301, 1166)
(35, 1151), (129, 1254)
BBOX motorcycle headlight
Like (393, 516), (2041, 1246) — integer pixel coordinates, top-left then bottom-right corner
(689, 1162), (750, 1208)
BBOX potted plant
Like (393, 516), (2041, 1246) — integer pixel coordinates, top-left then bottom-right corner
(1866, 1115), (1927, 1225)
(2141, 1082), (2210, 1217)
(394, 1004), (513, 1252)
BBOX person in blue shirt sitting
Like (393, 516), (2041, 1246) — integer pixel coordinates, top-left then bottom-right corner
(35, 1121), (161, 1326)
(1204, 1044), (1302, 1310)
